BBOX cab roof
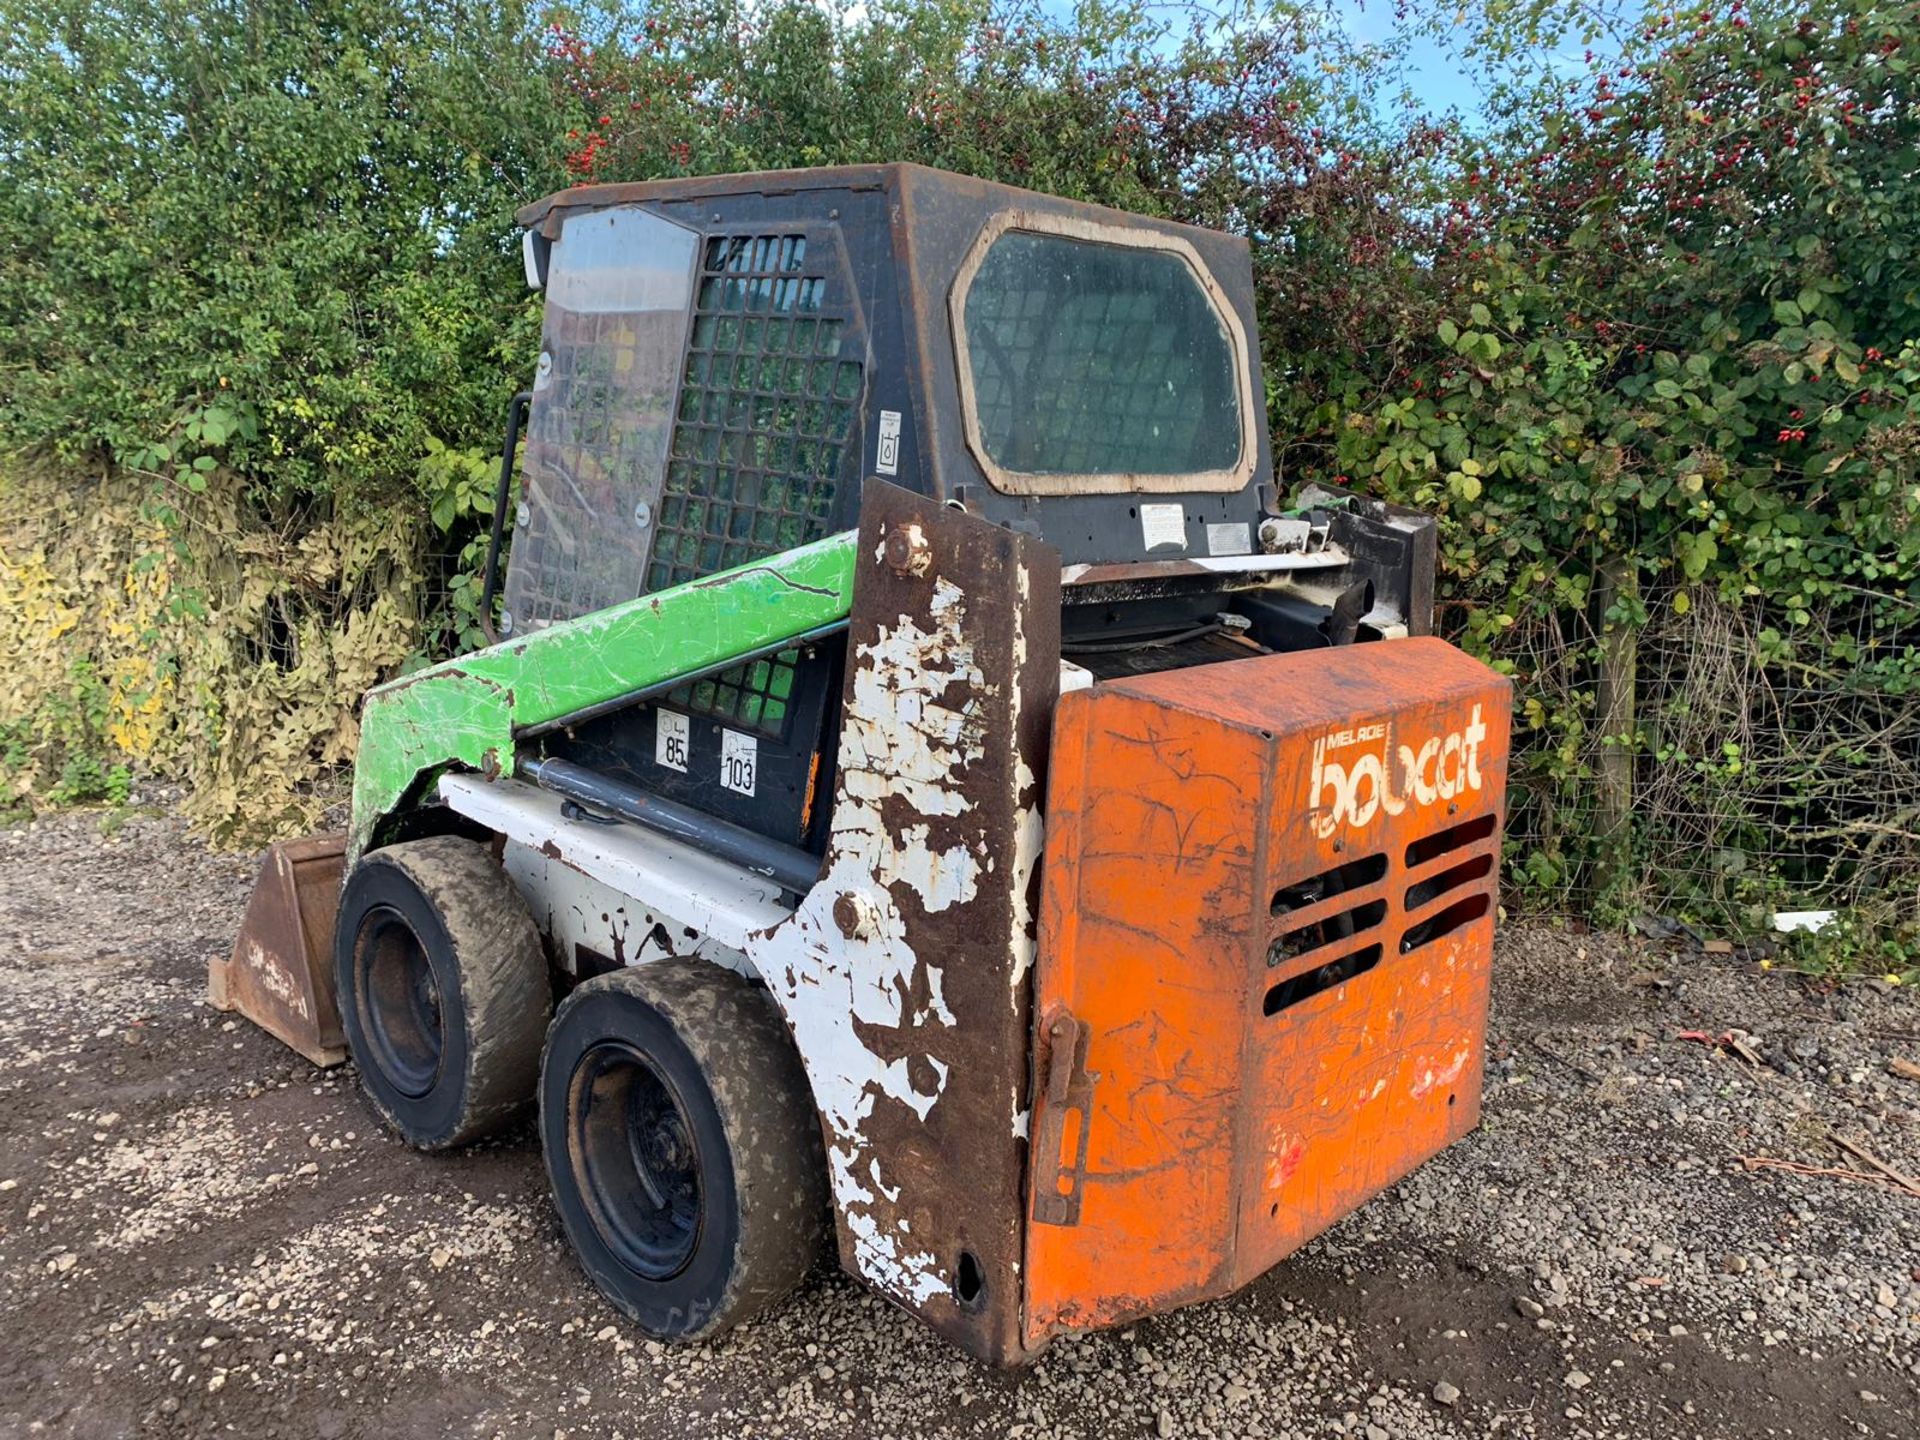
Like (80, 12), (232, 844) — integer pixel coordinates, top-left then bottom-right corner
(514, 162), (1245, 260)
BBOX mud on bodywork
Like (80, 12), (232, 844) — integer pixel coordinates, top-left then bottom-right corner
(747, 480), (1060, 1365)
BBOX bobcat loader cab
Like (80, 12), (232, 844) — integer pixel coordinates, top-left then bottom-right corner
(213, 164), (1511, 1364)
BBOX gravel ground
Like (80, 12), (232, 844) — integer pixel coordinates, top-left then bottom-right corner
(1, 804), (1917, 1440)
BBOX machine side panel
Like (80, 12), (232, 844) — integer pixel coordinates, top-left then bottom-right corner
(346, 533), (858, 861)
(747, 479), (1061, 1365)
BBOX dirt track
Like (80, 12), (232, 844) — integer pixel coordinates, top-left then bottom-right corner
(2, 806), (1917, 1439)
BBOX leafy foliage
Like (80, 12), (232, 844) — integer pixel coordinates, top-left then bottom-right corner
(0, 0), (562, 832)
(1315, 0), (1920, 921)
(0, 464), (428, 841)
(0, 0), (1914, 948)
(0, 0), (560, 506)
(416, 438), (509, 656)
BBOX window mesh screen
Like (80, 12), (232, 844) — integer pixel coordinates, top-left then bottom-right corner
(657, 233), (863, 736)
(961, 230), (1241, 478)
(674, 647), (802, 737)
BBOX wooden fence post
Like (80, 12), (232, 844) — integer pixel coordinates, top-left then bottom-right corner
(1593, 555), (1638, 900)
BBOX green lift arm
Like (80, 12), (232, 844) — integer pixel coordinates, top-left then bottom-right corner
(347, 533), (860, 863)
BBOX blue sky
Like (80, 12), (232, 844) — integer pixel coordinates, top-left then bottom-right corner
(1325, 0), (1614, 124)
(1030, 0), (1614, 126)
(1336, 0), (1488, 116)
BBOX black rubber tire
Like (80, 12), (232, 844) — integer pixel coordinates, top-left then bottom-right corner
(333, 837), (550, 1150)
(539, 960), (828, 1341)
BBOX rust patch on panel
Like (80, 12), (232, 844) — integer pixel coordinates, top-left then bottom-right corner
(748, 478), (1061, 1365)
(1023, 639), (1511, 1345)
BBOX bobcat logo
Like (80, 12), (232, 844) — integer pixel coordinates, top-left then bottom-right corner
(1308, 705), (1490, 839)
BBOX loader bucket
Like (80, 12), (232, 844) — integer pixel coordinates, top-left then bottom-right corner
(209, 833), (349, 1067)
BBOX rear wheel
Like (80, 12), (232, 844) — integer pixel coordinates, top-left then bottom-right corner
(334, 837), (550, 1149)
(539, 960), (827, 1341)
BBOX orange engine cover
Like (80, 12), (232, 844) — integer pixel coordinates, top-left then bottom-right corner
(1023, 637), (1511, 1346)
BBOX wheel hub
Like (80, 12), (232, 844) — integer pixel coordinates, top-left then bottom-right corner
(572, 1041), (703, 1280)
(356, 907), (445, 1099)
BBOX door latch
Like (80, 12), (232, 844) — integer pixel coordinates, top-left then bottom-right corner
(1031, 1009), (1094, 1227)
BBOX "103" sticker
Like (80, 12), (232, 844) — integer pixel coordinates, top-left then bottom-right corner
(720, 729), (758, 796)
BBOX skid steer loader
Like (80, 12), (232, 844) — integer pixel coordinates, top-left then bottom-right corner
(210, 164), (1511, 1365)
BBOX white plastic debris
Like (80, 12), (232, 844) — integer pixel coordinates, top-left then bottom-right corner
(1772, 910), (1835, 934)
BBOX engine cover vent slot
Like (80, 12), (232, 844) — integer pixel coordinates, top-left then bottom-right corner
(1269, 853), (1387, 917)
(1270, 900), (1387, 966)
(1405, 852), (1495, 913)
(1263, 943), (1383, 1016)
(1406, 813), (1496, 869)
(1400, 892), (1492, 955)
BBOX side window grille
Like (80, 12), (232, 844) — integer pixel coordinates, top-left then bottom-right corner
(669, 648), (800, 739)
(656, 233), (864, 738)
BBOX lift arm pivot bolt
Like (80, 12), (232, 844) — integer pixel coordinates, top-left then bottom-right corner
(883, 522), (933, 578)
(833, 890), (882, 940)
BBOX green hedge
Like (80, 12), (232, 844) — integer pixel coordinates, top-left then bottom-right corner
(0, 0), (561, 505)
(3, 0), (1916, 959)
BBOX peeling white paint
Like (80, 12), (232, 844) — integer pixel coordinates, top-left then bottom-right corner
(889, 823), (979, 913)
(1410, 1045), (1474, 1100)
(242, 939), (310, 1021)
(841, 1208), (946, 1305)
(746, 563), (995, 1305)
(1005, 560), (1045, 1010)
(1006, 759), (1043, 1001)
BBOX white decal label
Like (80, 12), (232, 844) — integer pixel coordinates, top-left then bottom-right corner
(1308, 704), (1490, 838)
(654, 710), (690, 772)
(721, 729), (758, 796)
(875, 410), (902, 476)
(1140, 503), (1187, 550)
(1206, 521), (1252, 557)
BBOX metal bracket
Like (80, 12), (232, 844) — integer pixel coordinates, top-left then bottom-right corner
(1030, 1009), (1094, 1227)
(478, 389), (532, 646)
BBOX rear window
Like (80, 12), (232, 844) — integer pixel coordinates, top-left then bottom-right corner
(954, 222), (1251, 493)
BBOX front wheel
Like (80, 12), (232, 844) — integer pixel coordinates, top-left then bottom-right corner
(539, 960), (828, 1341)
(333, 837), (550, 1149)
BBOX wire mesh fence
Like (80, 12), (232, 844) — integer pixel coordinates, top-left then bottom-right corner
(1493, 553), (1920, 928)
